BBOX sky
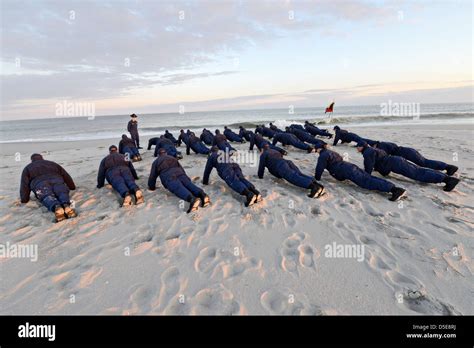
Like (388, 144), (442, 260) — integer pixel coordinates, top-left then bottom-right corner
(0, 0), (473, 120)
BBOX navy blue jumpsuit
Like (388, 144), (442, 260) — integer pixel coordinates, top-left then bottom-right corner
(148, 153), (205, 201)
(315, 148), (394, 192)
(152, 137), (180, 158)
(200, 129), (214, 145)
(249, 133), (286, 154)
(127, 119), (140, 147)
(361, 147), (446, 184)
(97, 152), (139, 197)
(333, 127), (368, 146)
(272, 133), (311, 151)
(213, 133), (236, 152)
(20, 157), (76, 211)
(187, 135), (211, 155)
(119, 135), (140, 158)
(203, 151), (256, 194)
(289, 127), (326, 149)
(304, 123), (332, 137)
(258, 149), (314, 188)
(224, 128), (244, 142)
(376, 141), (448, 171)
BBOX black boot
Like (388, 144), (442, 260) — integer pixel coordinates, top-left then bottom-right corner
(445, 165), (458, 176)
(242, 189), (257, 207)
(389, 187), (406, 201)
(308, 182), (324, 198)
(443, 176), (460, 192)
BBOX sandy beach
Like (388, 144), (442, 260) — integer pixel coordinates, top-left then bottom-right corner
(0, 123), (473, 315)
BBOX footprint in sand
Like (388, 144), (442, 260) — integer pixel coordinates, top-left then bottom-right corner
(194, 246), (219, 274)
(401, 290), (462, 315)
(279, 233), (316, 273)
(260, 289), (323, 315)
(191, 286), (241, 315)
(157, 267), (182, 312)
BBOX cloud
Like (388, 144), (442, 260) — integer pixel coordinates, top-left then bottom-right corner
(1, 0), (403, 118)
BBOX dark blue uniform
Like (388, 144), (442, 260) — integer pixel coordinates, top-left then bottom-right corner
(177, 131), (190, 147)
(152, 137), (180, 158)
(290, 124), (305, 131)
(255, 125), (276, 139)
(20, 156), (76, 211)
(97, 152), (139, 197)
(272, 132), (312, 151)
(361, 146), (446, 184)
(239, 127), (253, 141)
(315, 148), (394, 192)
(213, 132), (235, 152)
(269, 123), (283, 133)
(249, 133), (286, 154)
(164, 130), (178, 145)
(289, 127), (326, 149)
(119, 135), (140, 158)
(224, 127), (244, 142)
(148, 153), (205, 201)
(187, 134), (210, 155)
(375, 141), (448, 171)
(127, 119), (140, 147)
(333, 127), (368, 146)
(200, 129), (214, 145)
(258, 149), (314, 189)
(203, 151), (256, 194)
(304, 122), (332, 137)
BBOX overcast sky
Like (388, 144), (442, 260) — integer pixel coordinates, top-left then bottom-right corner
(1, 0), (472, 120)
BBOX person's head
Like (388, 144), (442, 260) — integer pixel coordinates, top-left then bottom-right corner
(165, 130), (169, 133)
(224, 126), (228, 129)
(305, 121), (309, 124)
(269, 122), (273, 126)
(180, 129), (184, 133)
(108, 145), (118, 153)
(285, 126), (290, 132)
(215, 129), (220, 134)
(333, 125), (340, 131)
(122, 134), (128, 140)
(239, 126), (243, 129)
(190, 132), (195, 136)
(262, 143), (270, 151)
(130, 114), (137, 118)
(203, 128), (207, 131)
(30, 153), (43, 162)
(158, 148), (167, 156)
(356, 141), (368, 153)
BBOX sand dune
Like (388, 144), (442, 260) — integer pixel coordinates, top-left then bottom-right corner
(0, 123), (472, 315)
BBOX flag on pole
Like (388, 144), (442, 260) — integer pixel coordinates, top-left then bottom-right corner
(325, 101), (335, 114)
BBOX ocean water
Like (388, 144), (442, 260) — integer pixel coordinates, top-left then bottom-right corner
(0, 103), (472, 143)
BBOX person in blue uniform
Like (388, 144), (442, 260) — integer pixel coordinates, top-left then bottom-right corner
(224, 126), (244, 143)
(304, 121), (332, 138)
(97, 145), (144, 206)
(272, 132), (314, 153)
(249, 132), (287, 155)
(200, 128), (215, 145)
(238, 126), (253, 141)
(127, 113), (142, 149)
(213, 129), (236, 152)
(314, 145), (406, 201)
(258, 145), (324, 198)
(255, 125), (276, 139)
(287, 126), (327, 149)
(20, 154), (77, 222)
(119, 134), (142, 161)
(371, 141), (458, 175)
(203, 147), (262, 206)
(332, 126), (370, 146)
(163, 130), (178, 145)
(151, 136), (182, 159)
(186, 133), (211, 155)
(148, 148), (211, 213)
(356, 141), (460, 192)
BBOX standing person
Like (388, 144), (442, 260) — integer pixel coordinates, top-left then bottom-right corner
(20, 154), (77, 222)
(97, 145), (144, 206)
(258, 145), (324, 198)
(356, 141), (460, 192)
(203, 147), (262, 206)
(127, 114), (142, 149)
(314, 145), (406, 201)
(148, 148), (211, 213)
